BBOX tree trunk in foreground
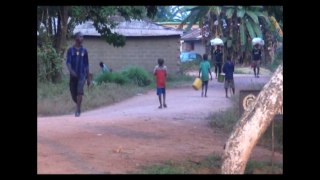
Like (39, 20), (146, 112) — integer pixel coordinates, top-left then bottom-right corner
(221, 64), (283, 174)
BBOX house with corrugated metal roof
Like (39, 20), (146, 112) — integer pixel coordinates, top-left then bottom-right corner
(64, 19), (183, 74)
(180, 28), (206, 56)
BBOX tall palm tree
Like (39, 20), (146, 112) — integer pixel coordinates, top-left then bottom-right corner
(223, 6), (271, 63)
(179, 6), (279, 65)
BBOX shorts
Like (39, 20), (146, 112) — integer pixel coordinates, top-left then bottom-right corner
(202, 80), (208, 87)
(156, 88), (166, 95)
(224, 79), (235, 89)
(251, 60), (260, 68)
(70, 76), (86, 96)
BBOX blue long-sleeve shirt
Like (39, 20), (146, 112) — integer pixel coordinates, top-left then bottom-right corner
(223, 60), (234, 80)
(66, 46), (89, 80)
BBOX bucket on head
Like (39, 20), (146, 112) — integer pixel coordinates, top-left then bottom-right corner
(192, 77), (202, 90)
(218, 74), (225, 83)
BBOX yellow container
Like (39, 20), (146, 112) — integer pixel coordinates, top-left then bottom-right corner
(192, 77), (202, 90)
(218, 74), (225, 83)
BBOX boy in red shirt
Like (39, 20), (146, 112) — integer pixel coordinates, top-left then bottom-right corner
(153, 58), (167, 109)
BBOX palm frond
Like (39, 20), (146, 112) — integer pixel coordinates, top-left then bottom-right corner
(237, 9), (245, 18)
(240, 23), (246, 46)
(252, 22), (263, 38)
(179, 6), (208, 30)
(257, 11), (271, 26)
(245, 20), (256, 39)
(226, 8), (235, 19)
(246, 10), (259, 24)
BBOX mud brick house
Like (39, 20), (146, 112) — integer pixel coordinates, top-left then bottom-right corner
(64, 19), (183, 74)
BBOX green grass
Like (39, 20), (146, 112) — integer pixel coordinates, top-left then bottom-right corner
(37, 73), (194, 116)
(166, 73), (194, 88)
(208, 94), (283, 152)
(137, 154), (222, 174)
(209, 95), (240, 132)
(37, 75), (147, 116)
(140, 161), (188, 174)
(234, 66), (272, 75)
(135, 154), (282, 174)
(245, 160), (283, 174)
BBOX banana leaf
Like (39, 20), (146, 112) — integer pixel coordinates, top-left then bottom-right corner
(240, 23), (246, 46)
(226, 8), (234, 19)
(252, 23), (263, 38)
(246, 10), (259, 24)
(245, 20), (256, 39)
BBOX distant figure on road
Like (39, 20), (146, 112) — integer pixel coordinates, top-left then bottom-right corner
(252, 44), (262, 78)
(214, 45), (223, 79)
(223, 56), (235, 98)
(199, 54), (213, 97)
(153, 58), (167, 109)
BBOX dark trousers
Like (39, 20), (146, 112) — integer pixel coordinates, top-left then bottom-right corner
(215, 63), (222, 75)
(69, 76), (85, 103)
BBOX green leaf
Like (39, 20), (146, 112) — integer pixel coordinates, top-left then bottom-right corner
(240, 23), (246, 46)
(257, 11), (271, 26)
(227, 39), (232, 48)
(245, 20), (256, 39)
(237, 9), (245, 18)
(179, 6), (208, 30)
(252, 23), (263, 38)
(226, 8), (234, 19)
(246, 10), (259, 24)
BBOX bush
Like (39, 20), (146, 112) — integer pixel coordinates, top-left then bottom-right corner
(93, 66), (152, 87)
(178, 61), (200, 75)
(94, 72), (129, 85)
(121, 66), (152, 87)
(267, 46), (283, 72)
(37, 43), (63, 82)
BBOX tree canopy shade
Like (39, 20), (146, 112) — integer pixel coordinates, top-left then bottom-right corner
(37, 6), (157, 83)
(179, 6), (282, 64)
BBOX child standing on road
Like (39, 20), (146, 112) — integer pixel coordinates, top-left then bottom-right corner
(222, 56), (235, 98)
(153, 58), (167, 109)
(199, 54), (213, 97)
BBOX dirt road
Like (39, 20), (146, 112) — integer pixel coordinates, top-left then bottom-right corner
(37, 75), (282, 174)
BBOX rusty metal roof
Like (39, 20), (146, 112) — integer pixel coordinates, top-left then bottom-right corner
(73, 20), (183, 37)
(181, 28), (202, 41)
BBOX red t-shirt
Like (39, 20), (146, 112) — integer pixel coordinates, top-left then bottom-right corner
(154, 65), (167, 88)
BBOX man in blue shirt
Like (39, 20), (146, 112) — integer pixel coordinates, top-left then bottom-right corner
(66, 32), (90, 117)
(222, 56), (235, 98)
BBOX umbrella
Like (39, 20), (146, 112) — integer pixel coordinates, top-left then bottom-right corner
(210, 38), (224, 46)
(252, 37), (264, 46)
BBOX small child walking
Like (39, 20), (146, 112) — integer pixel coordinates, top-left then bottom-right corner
(153, 58), (167, 109)
(199, 54), (213, 97)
